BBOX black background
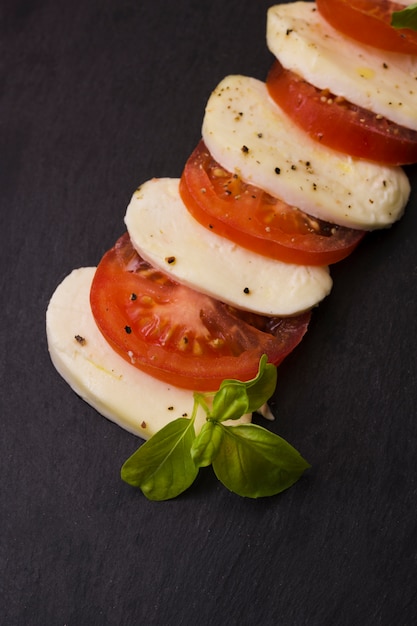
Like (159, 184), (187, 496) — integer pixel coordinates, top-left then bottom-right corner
(2, 1), (417, 624)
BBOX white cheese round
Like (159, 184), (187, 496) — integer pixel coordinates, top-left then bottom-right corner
(124, 177), (332, 316)
(267, 1), (417, 131)
(46, 267), (250, 439)
(202, 74), (410, 230)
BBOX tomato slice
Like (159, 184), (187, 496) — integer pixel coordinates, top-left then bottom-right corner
(179, 141), (365, 266)
(316, 0), (417, 54)
(90, 233), (311, 391)
(266, 60), (417, 166)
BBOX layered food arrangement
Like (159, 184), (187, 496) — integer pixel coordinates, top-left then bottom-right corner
(46, 1), (417, 498)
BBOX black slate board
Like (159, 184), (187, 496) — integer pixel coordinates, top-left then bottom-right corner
(2, 1), (417, 624)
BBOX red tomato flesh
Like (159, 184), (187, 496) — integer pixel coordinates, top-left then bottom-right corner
(266, 61), (417, 166)
(316, 0), (417, 54)
(90, 233), (311, 391)
(179, 141), (365, 266)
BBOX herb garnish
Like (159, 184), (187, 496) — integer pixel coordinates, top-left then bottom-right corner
(391, 3), (417, 30)
(121, 355), (310, 500)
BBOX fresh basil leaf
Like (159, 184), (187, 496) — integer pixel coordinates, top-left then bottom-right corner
(121, 356), (308, 500)
(391, 4), (417, 30)
(121, 417), (198, 501)
(212, 423), (310, 498)
(191, 420), (223, 467)
(214, 355), (277, 418)
(245, 359), (277, 414)
(210, 382), (249, 422)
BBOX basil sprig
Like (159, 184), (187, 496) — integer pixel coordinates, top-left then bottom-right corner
(121, 356), (310, 500)
(391, 3), (417, 30)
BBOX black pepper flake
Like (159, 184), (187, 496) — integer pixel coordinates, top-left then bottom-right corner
(182, 413), (188, 417)
(74, 335), (86, 345)
(130, 293), (137, 301)
(275, 167), (281, 175)
(241, 145), (249, 153)
(286, 28), (293, 35)
(165, 256), (176, 264)
(243, 287), (250, 294)
(141, 421), (147, 429)
(125, 325), (132, 334)
(168, 406), (174, 411)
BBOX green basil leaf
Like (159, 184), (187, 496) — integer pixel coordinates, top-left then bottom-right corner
(121, 417), (198, 501)
(245, 359), (277, 414)
(212, 423), (310, 498)
(213, 355), (277, 420)
(191, 420), (223, 467)
(211, 382), (249, 422)
(391, 4), (417, 30)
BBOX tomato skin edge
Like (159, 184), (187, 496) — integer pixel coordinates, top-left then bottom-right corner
(90, 233), (313, 392)
(180, 141), (366, 266)
(90, 325), (310, 392)
(178, 174), (323, 266)
(266, 61), (417, 166)
(316, 0), (417, 54)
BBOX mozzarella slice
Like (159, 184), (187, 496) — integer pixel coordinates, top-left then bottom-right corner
(124, 177), (332, 316)
(46, 267), (251, 439)
(267, 1), (417, 131)
(202, 74), (410, 230)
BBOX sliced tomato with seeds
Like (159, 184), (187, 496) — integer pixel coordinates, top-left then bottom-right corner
(316, 0), (417, 54)
(90, 233), (311, 391)
(179, 141), (365, 266)
(266, 61), (417, 166)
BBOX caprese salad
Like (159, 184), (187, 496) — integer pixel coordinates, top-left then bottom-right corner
(46, 1), (417, 500)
